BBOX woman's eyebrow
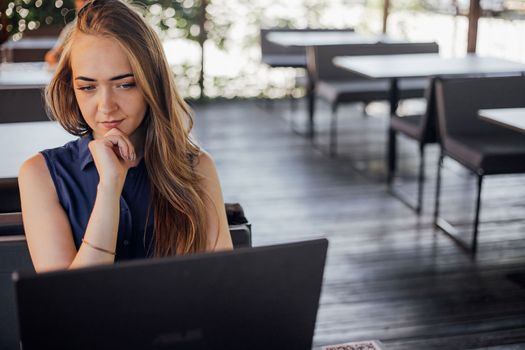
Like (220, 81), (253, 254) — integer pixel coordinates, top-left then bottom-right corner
(74, 73), (134, 82)
(109, 73), (134, 81)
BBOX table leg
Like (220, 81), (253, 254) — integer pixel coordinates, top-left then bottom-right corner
(387, 78), (399, 182)
(307, 83), (315, 139)
(306, 46), (316, 140)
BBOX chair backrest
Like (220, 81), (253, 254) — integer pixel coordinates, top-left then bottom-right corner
(0, 179), (20, 213)
(0, 236), (33, 350)
(0, 176), (252, 247)
(0, 207), (251, 248)
(310, 42), (439, 82)
(260, 28), (355, 57)
(0, 87), (49, 123)
(435, 75), (525, 142)
(225, 203), (252, 248)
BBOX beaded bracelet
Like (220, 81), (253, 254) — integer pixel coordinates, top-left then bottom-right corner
(82, 238), (116, 256)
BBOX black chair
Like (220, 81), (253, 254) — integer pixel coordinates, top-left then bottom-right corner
(0, 179), (23, 236)
(0, 86), (49, 123)
(260, 28), (356, 132)
(309, 42), (439, 155)
(225, 202), (252, 248)
(434, 75), (525, 253)
(0, 236), (32, 350)
(1, 39), (54, 63)
(0, 177), (251, 246)
(387, 77), (439, 213)
(0, 206), (251, 249)
(0, 179), (20, 214)
(260, 28), (307, 69)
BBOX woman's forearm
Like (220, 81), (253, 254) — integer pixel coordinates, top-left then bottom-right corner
(69, 184), (122, 269)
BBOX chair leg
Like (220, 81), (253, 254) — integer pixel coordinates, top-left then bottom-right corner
(329, 103), (338, 156)
(264, 97), (274, 111)
(362, 102), (370, 117)
(387, 128), (397, 184)
(289, 95), (298, 131)
(308, 89), (316, 139)
(291, 96), (316, 137)
(471, 174), (484, 254)
(290, 95), (297, 112)
(433, 151), (444, 225)
(434, 152), (483, 255)
(416, 146), (425, 214)
(387, 135), (426, 214)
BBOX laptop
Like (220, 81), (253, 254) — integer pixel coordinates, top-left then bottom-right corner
(13, 239), (328, 350)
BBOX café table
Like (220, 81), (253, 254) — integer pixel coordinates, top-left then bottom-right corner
(0, 62), (52, 87)
(266, 31), (396, 138)
(333, 53), (525, 116)
(266, 31), (391, 47)
(0, 121), (75, 179)
(333, 53), (525, 212)
(333, 53), (525, 168)
(479, 108), (525, 134)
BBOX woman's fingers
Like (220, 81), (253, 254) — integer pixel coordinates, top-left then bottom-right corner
(102, 135), (131, 161)
(87, 129), (137, 189)
(103, 129), (135, 162)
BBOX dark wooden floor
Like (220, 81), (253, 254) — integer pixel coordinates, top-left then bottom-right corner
(191, 98), (525, 350)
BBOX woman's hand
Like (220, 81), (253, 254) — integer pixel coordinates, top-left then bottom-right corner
(88, 128), (136, 191)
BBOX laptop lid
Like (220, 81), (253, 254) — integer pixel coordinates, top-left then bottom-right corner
(13, 239), (328, 350)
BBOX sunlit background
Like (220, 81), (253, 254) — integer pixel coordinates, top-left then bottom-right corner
(1, 0), (524, 99)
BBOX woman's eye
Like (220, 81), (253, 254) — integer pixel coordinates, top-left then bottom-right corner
(77, 85), (96, 92)
(118, 82), (136, 89)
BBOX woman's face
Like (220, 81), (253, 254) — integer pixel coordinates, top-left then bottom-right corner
(70, 33), (148, 140)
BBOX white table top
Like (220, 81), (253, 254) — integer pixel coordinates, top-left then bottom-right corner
(479, 108), (525, 134)
(0, 62), (53, 87)
(333, 54), (525, 79)
(266, 31), (392, 47)
(0, 121), (75, 178)
(1, 37), (57, 49)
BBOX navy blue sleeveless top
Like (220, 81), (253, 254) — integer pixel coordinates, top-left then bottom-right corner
(41, 134), (154, 260)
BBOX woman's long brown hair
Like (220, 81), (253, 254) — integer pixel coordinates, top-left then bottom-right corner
(45, 0), (208, 255)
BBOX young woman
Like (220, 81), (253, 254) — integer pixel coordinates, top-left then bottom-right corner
(19, 0), (233, 273)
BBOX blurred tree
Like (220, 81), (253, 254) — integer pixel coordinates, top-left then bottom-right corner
(136, 0), (203, 41)
(134, 0), (207, 98)
(0, 0), (76, 44)
(0, 0), (8, 44)
(0, 0), (209, 97)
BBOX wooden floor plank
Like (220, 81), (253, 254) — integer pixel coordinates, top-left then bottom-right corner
(192, 100), (525, 349)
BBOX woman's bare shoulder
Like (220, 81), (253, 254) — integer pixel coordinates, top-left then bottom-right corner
(19, 153), (48, 179)
(19, 153), (53, 189)
(21, 153), (46, 170)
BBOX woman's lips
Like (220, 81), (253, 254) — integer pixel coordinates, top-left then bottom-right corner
(101, 120), (123, 129)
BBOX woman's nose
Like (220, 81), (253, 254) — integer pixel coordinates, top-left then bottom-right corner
(98, 88), (118, 115)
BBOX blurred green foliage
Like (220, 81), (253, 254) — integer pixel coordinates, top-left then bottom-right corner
(0, 0), (76, 42)
(0, 0), (207, 42)
(135, 0), (204, 41)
